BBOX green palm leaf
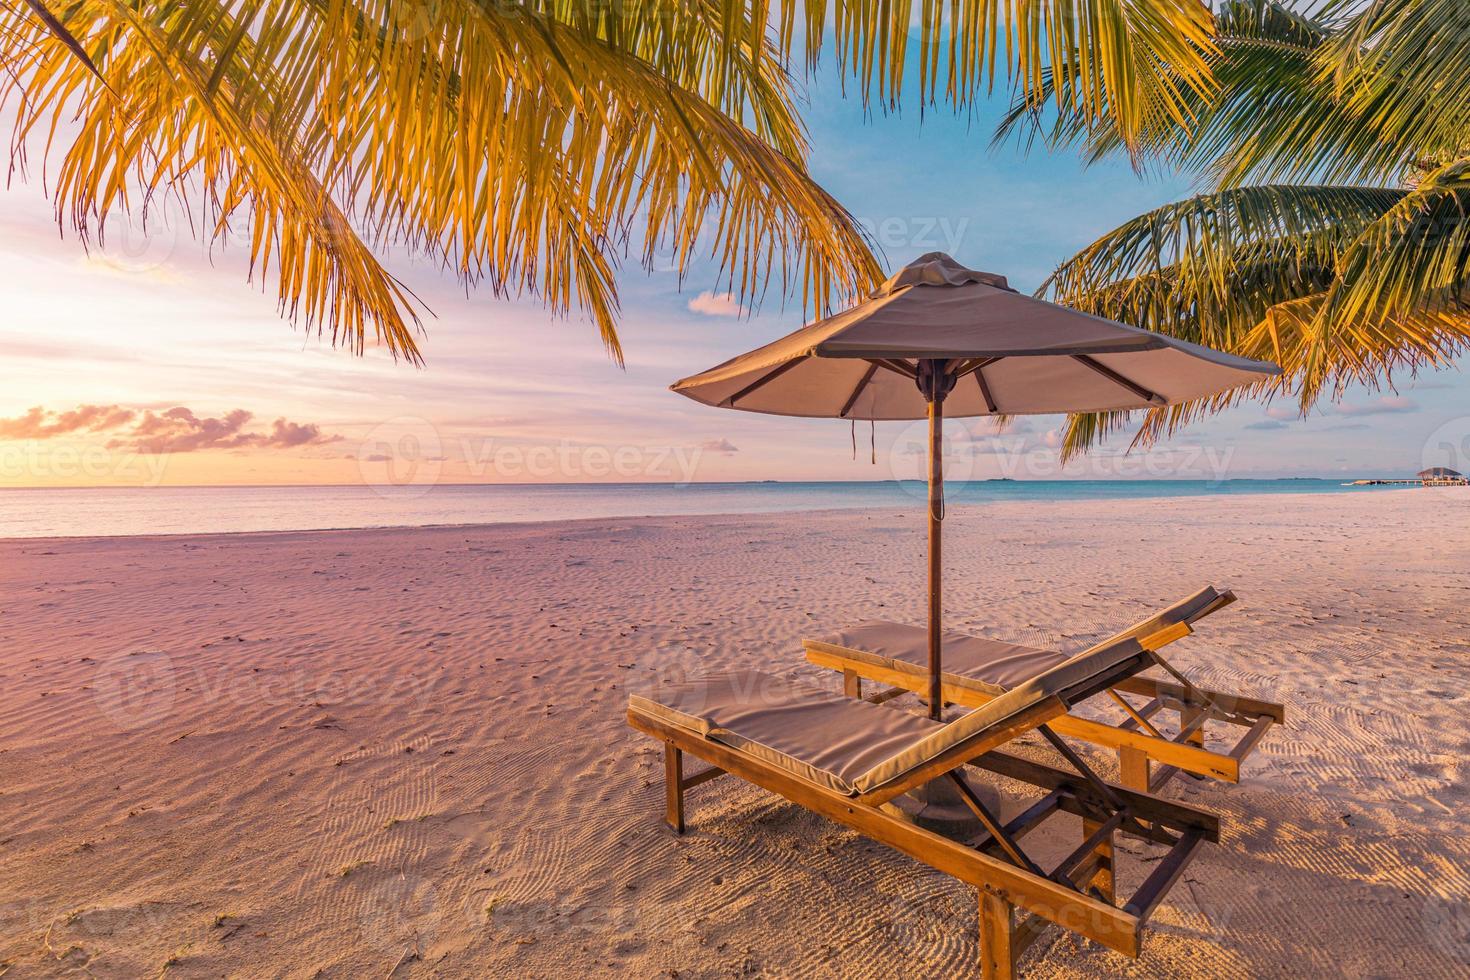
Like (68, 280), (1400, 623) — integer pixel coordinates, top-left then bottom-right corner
(1004, 1), (1470, 459)
(1040, 183), (1460, 460)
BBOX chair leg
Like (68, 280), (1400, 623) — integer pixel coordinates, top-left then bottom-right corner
(664, 744), (685, 834)
(978, 889), (1017, 979)
(1118, 745), (1150, 792)
(1082, 818), (1116, 904)
(842, 668), (862, 699)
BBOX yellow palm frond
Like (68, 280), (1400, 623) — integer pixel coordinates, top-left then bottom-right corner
(6, 1), (1220, 360)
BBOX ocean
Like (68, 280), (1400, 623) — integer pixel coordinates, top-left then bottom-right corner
(0, 479), (1410, 539)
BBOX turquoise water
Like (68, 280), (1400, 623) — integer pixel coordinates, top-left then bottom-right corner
(0, 479), (1409, 539)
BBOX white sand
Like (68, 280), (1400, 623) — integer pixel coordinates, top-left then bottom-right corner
(0, 490), (1467, 977)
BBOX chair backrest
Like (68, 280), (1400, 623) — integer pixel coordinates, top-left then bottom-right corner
(1109, 585), (1234, 644)
(851, 631), (1152, 796)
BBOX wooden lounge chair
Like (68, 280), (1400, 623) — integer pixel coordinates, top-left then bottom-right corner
(803, 587), (1283, 794)
(627, 624), (1223, 978)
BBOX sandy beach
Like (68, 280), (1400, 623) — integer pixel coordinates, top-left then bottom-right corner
(1, 489), (1468, 978)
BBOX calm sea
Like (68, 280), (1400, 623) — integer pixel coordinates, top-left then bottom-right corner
(0, 479), (1408, 539)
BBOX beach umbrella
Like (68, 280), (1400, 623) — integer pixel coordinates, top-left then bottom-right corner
(672, 252), (1282, 720)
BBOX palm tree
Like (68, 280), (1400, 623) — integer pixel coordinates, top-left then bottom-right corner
(997, 0), (1470, 459)
(6, 1), (1219, 363)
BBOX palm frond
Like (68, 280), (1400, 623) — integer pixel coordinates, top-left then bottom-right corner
(1285, 156), (1470, 400)
(1044, 183), (1404, 342)
(1040, 183), (1420, 460)
(1001, 2), (1470, 461)
(1318, 0), (1470, 179)
(3, 0), (885, 361)
(6, 1), (1227, 360)
(992, 0), (1467, 188)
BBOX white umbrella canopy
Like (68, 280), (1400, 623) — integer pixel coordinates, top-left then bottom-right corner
(673, 252), (1278, 420)
(672, 252), (1280, 720)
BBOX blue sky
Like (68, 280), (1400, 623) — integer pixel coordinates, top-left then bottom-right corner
(0, 60), (1464, 487)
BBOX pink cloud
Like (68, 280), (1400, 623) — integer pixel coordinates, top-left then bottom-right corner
(0, 404), (135, 438)
(698, 438), (739, 455)
(0, 403), (341, 454)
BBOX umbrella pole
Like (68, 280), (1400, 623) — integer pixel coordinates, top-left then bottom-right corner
(927, 390), (943, 720)
(919, 359), (954, 722)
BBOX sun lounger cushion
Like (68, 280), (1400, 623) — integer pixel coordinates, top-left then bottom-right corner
(850, 634), (1146, 795)
(631, 631), (1148, 797)
(815, 623), (1064, 693)
(811, 586), (1229, 694)
(629, 668), (942, 793)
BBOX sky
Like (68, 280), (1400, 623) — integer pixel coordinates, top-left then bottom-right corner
(1, 63), (1465, 489)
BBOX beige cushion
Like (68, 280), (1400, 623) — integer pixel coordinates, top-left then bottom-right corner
(631, 631), (1147, 798)
(814, 622), (1063, 693)
(810, 586), (1229, 694)
(850, 633), (1144, 795)
(629, 669), (941, 794)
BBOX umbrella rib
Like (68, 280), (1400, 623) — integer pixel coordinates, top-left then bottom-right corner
(974, 363), (998, 413)
(723, 358), (804, 407)
(839, 362), (880, 418)
(866, 358), (918, 380)
(1072, 355), (1167, 406)
(952, 356), (1002, 380)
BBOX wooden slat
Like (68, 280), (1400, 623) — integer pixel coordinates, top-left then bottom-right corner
(1229, 715), (1275, 761)
(1148, 764), (1181, 794)
(681, 765), (726, 790)
(1111, 675), (1286, 725)
(1002, 788), (1066, 842)
(806, 646), (1006, 705)
(1079, 817), (1117, 905)
(1118, 744), (1154, 795)
(1073, 852), (1107, 899)
(948, 772), (1047, 876)
(1177, 708), (1209, 745)
(858, 698), (1069, 806)
(1053, 811), (1124, 885)
(969, 749), (1220, 842)
(1125, 829), (1206, 922)
(805, 645), (1241, 783)
(628, 710), (1142, 956)
(865, 685), (910, 705)
(1116, 698), (1165, 730)
(1110, 688), (1165, 740)
(1012, 911), (1049, 957)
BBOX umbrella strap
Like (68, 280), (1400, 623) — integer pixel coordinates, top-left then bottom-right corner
(851, 419), (877, 464)
(933, 479), (944, 522)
